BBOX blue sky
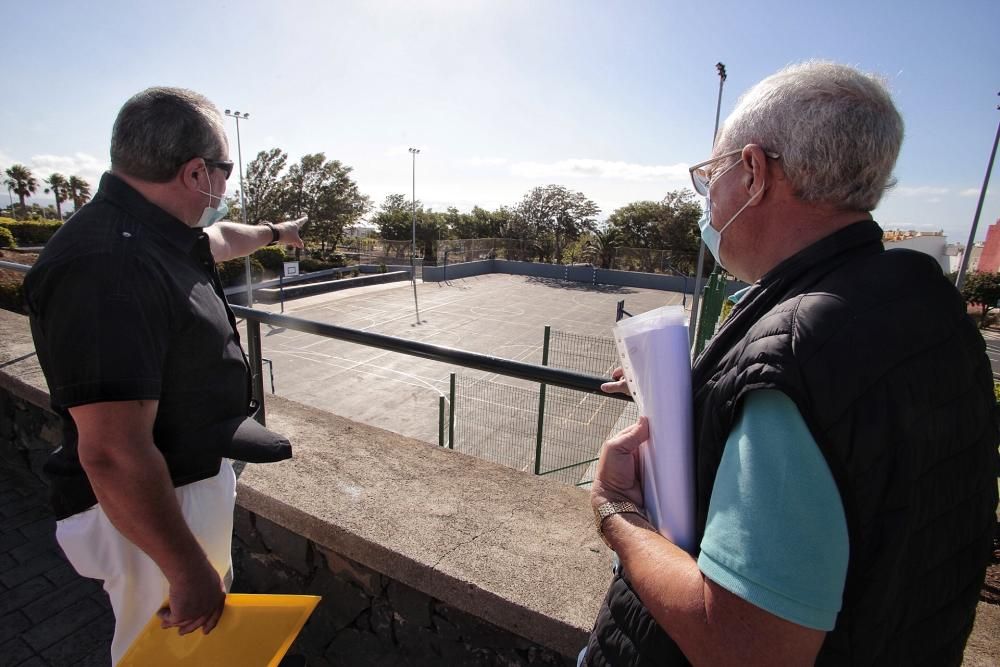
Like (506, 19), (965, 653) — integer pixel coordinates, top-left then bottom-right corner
(3, 0), (998, 243)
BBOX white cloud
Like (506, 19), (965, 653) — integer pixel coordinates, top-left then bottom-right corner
(893, 185), (949, 197)
(29, 152), (107, 186)
(509, 158), (689, 183)
(960, 188), (980, 197)
(457, 156), (508, 167)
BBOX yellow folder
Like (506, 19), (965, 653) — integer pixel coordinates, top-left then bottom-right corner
(118, 594), (321, 666)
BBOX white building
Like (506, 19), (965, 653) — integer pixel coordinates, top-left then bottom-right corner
(882, 230), (950, 274)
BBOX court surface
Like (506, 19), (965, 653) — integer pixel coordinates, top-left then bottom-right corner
(239, 273), (686, 468)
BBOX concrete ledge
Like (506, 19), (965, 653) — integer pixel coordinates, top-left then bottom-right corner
(0, 308), (611, 659)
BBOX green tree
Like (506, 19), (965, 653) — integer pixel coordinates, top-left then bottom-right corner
(282, 153), (370, 252)
(67, 176), (91, 211)
(372, 193), (416, 241)
(607, 189), (705, 274)
(4, 164), (37, 217)
(43, 173), (69, 220)
(960, 271), (1000, 328)
(582, 227), (623, 269)
(516, 185), (600, 264)
(243, 148), (289, 224)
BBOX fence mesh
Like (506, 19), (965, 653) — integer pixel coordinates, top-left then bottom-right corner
(447, 326), (638, 487)
(611, 247), (701, 276)
(436, 238), (531, 264)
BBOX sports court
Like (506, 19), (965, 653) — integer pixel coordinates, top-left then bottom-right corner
(241, 273), (685, 481)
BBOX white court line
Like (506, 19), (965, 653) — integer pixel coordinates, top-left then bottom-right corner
(277, 349), (448, 396)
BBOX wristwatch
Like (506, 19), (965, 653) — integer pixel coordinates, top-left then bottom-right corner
(594, 500), (644, 546)
(264, 222), (280, 246)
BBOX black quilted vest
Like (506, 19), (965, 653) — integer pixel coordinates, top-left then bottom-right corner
(585, 221), (998, 666)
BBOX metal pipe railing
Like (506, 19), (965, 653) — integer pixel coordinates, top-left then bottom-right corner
(230, 306), (630, 417)
(2, 258), (630, 428)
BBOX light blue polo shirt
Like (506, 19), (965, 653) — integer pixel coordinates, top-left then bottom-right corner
(697, 389), (849, 630)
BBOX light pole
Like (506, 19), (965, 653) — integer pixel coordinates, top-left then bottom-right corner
(409, 148), (420, 271)
(688, 62), (727, 346)
(956, 92), (1000, 291)
(225, 109), (253, 306)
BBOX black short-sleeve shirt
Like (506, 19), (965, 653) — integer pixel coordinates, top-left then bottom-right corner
(24, 172), (252, 519)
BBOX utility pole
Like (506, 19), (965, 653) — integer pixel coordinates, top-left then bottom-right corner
(409, 148), (420, 270)
(225, 109), (252, 306)
(688, 62), (727, 346)
(956, 92), (1000, 291)
(409, 147), (421, 323)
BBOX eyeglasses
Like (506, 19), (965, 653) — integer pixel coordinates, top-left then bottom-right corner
(688, 148), (780, 197)
(203, 159), (234, 180)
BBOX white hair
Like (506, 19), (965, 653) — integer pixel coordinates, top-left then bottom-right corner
(719, 61), (904, 212)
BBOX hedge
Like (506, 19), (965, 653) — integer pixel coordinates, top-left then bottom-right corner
(216, 257), (264, 288)
(299, 257), (345, 273)
(0, 277), (26, 314)
(0, 218), (63, 245)
(252, 246), (287, 272)
(0, 226), (15, 248)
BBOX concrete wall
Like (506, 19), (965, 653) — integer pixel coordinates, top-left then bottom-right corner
(423, 259), (745, 296)
(0, 308), (606, 666)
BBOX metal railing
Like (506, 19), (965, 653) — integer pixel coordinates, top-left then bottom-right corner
(231, 306), (630, 428)
(1, 260), (631, 434)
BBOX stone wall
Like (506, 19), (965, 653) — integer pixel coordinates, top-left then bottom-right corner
(232, 506), (571, 666)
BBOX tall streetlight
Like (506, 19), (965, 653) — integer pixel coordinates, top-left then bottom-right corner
(688, 62), (728, 346)
(225, 109), (253, 306)
(956, 92), (1000, 291)
(409, 148), (420, 272)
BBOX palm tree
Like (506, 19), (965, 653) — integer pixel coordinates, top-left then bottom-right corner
(4, 164), (38, 218)
(67, 176), (92, 211)
(583, 227), (622, 269)
(44, 173), (69, 220)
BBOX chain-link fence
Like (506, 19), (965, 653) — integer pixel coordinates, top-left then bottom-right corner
(444, 326), (637, 486)
(348, 238), (417, 265)
(611, 247), (702, 276)
(436, 238), (532, 264)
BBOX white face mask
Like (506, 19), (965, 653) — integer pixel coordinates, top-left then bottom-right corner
(194, 167), (229, 228)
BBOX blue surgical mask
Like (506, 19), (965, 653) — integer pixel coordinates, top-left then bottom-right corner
(195, 170), (229, 228)
(698, 160), (764, 270)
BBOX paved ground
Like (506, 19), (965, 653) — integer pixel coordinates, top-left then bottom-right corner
(979, 325), (1000, 380)
(0, 457), (112, 666)
(241, 275), (682, 477)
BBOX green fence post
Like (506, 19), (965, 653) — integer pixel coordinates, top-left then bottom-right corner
(694, 271), (726, 357)
(449, 373), (456, 450)
(534, 326), (551, 475)
(439, 395), (445, 447)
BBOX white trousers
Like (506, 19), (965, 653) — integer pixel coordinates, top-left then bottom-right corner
(55, 462), (237, 666)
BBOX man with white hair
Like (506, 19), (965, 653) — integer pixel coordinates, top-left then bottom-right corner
(586, 62), (997, 665)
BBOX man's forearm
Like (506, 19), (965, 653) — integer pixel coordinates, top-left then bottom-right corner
(80, 437), (215, 584)
(602, 514), (721, 662)
(209, 222), (273, 262)
(603, 514), (816, 666)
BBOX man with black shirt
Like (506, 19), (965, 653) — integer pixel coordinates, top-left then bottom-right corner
(24, 87), (304, 664)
